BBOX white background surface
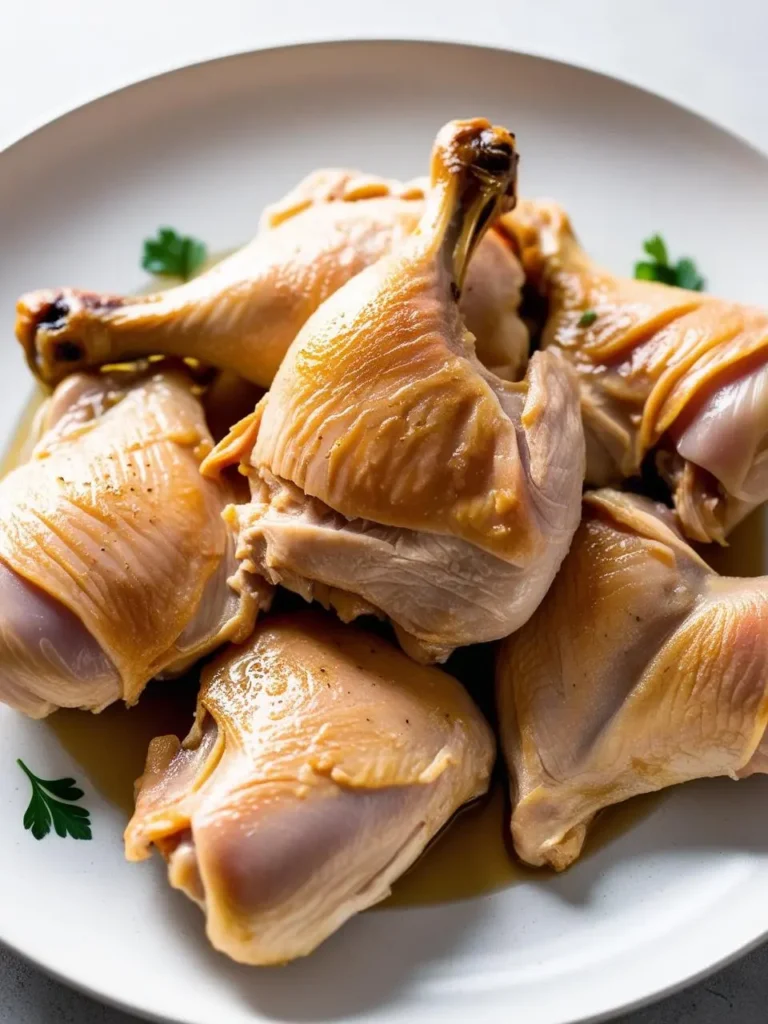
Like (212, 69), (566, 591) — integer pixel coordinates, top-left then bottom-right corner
(0, 1), (766, 1021)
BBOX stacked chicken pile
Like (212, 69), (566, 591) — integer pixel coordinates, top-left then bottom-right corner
(4, 117), (768, 965)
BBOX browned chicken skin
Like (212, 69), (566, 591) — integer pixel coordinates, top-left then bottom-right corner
(16, 170), (528, 391)
(497, 489), (768, 871)
(125, 611), (495, 965)
(0, 365), (269, 717)
(502, 200), (768, 543)
(204, 119), (584, 662)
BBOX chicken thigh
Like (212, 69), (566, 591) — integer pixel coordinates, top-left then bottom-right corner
(203, 119), (585, 662)
(125, 610), (495, 964)
(16, 170), (528, 391)
(497, 488), (768, 871)
(502, 200), (768, 542)
(0, 365), (269, 717)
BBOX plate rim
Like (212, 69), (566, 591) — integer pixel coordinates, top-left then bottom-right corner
(3, 36), (768, 166)
(2, 36), (768, 1024)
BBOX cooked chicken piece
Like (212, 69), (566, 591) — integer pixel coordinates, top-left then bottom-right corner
(0, 366), (269, 718)
(502, 200), (768, 543)
(125, 610), (495, 964)
(203, 119), (584, 662)
(497, 488), (768, 871)
(16, 170), (528, 392)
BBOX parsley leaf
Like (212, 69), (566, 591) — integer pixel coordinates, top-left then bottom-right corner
(577, 310), (598, 328)
(643, 233), (669, 265)
(634, 233), (706, 292)
(17, 759), (92, 841)
(50, 801), (91, 840)
(23, 787), (52, 840)
(634, 260), (677, 286)
(675, 257), (705, 292)
(142, 227), (207, 280)
(34, 775), (84, 801)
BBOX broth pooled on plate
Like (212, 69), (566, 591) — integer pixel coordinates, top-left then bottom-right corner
(3, 109), (768, 972)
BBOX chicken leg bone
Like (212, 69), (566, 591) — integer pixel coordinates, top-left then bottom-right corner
(17, 169), (528, 390)
(204, 119), (584, 662)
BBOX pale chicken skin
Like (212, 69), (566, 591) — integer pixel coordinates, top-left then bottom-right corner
(502, 199), (768, 543)
(16, 170), (528, 391)
(496, 489), (768, 871)
(125, 611), (495, 965)
(204, 119), (585, 663)
(0, 366), (268, 717)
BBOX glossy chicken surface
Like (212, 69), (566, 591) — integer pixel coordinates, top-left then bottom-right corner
(497, 488), (768, 871)
(16, 170), (528, 391)
(204, 119), (584, 662)
(0, 366), (269, 717)
(502, 200), (768, 543)
(125, 611), (495, 964)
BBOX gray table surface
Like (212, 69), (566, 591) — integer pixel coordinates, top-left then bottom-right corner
(2, 939), (766, 1023)
(2, 2), (768, 1022)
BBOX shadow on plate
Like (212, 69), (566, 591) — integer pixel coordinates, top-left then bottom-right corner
(143, 852), (490, 1023)
(151, 776), (768, 1022)
(549, 774), (768, 909)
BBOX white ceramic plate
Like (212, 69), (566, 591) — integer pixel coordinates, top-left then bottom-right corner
(1, 39), (768, 1024)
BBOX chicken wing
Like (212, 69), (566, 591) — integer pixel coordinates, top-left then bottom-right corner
(16, 170), (528, 391)
(497, 488), (768, 871)
(203, 119), (585, 662)
(125, 610), (495, 964)
(0, 365), (269, 717)
(502, 200), (768, 542)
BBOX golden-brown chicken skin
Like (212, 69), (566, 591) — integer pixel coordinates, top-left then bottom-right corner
(0, 365), (268, 717)
(497, 489), (768, 871)
(502, 199), (768, 543)
(125, 611), (495, 965)
(16, 171), (528, 391)
(204, 119), (584, 662)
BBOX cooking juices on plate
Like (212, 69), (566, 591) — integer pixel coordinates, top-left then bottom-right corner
(3, 114), (767, 966)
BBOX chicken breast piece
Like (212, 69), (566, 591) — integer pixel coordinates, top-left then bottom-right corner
(0, 366), (269, 717)
(502, 199), (768, 543)
(125, 611), (495, 965)
(203, 119), (584, 662)
(16, 170), (528, 391)
(496, 488), (768, 871)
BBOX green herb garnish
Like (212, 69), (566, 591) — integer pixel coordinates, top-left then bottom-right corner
(17, 759), (92, 841)
(577, 310), (598, 328)
(142, 227), (207, 281)
(634, 234), (705, 291)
